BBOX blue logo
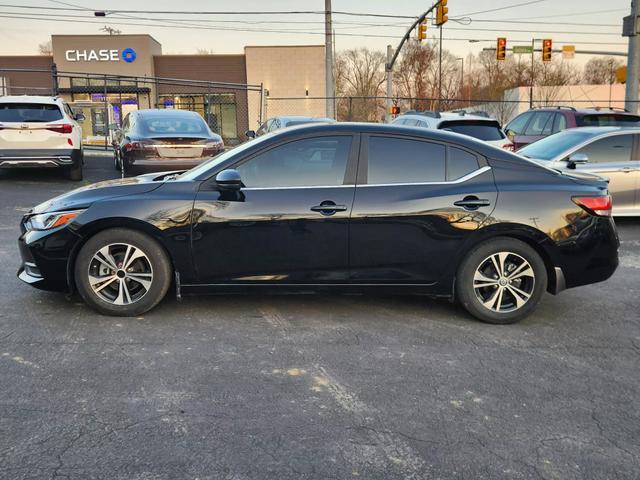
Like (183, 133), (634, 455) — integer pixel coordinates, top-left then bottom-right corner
(121, 48), (137, 63)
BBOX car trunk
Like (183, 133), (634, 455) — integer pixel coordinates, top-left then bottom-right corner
(0, 103), (70, 150)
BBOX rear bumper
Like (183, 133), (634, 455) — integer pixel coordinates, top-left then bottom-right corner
(127, 157), (214, 171)
(0, 149), (79, 169)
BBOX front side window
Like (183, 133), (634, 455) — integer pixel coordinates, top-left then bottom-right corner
(368, 136), (446, 184)
(523, 112), (554, 136)
(573, 134), (632, 164)
(236, 136), (352, 188)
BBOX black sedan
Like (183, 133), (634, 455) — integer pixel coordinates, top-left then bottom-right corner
(112, 109), (224, 174)
(17, 123), (618, 324)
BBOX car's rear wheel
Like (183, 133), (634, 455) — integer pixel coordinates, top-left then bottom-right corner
(74, 228), (172, 316)
(114, 150), (121, 171)
(66, 152), (83, 181)
(456, 238), (547, 324)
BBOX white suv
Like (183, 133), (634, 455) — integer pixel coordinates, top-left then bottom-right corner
(0, 96), (84, 180)
(392, 111), (514, 151)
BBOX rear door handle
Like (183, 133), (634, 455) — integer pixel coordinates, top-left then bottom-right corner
(454, 197), (491, 210)
(619, 167), (634, 173)
(310, 201), (348, 216)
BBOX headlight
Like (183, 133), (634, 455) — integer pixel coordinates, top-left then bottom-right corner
(25, 209), (85, 231)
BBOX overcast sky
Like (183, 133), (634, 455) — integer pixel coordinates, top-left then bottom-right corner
(0, 0), (630, 64)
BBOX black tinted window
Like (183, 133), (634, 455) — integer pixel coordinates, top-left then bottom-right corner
(237, 136), (352, 187)
(578, 114), (640, 127)
(574, 134), (632, 164)
(368, 137), (446, 184)
(0, 103), (63, 122)
(448, 147), (479, 180)
(440, 121), (504, 141)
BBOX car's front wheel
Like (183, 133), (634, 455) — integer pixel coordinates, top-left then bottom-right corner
(456, 237), (547, 324)
(74, 228), (172, 316)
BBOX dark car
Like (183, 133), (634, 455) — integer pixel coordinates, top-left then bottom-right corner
(18, 123), (618, 324)
(247, 116), (335, 138)
(505, 106), (640, 150)
(112, 109), (224, 174)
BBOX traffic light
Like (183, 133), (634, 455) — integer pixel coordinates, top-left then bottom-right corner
(542, 39), (552, 62)
(391, 105), (400, 116)
(496, 37), (507, 61)
(417, 22), (427, 41)
(436, 0), (448, 26)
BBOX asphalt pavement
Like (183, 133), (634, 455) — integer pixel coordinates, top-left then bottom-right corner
(0, 151), (638, 479)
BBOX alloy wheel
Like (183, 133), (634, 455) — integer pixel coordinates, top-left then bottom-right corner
(87, 243), (153, 305)
(473, 251), (535, 313)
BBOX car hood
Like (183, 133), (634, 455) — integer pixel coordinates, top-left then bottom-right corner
(30, 173), (171, 214)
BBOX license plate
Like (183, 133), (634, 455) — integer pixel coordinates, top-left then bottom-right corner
(157, 147), (203, 158)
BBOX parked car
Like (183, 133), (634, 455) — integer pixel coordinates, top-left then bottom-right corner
(392, 111), (514, 150)
(517, 126), (640, 216)
(247, 116), (336, 138)
(18, 123), (618, 324)
(112, 109), (224, 174)
(505, 106), (640, 150)
(0, 95), (85, 180)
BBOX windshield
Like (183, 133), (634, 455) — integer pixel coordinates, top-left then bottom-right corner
(178, 137), (260, 181)
(439, 121), (505, 141)
(0, 103), (63, 122)
(517, 131), (594, 161)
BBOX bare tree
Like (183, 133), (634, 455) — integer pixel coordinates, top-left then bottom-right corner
(195, 48), (215, 55)
(38, 40), (52, 56)
(583, 57), (624, 84)
(100, 26), (121, 35)
(334, 48), (386, 121)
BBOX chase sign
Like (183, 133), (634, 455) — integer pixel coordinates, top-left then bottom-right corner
(64, 47), (137, 63)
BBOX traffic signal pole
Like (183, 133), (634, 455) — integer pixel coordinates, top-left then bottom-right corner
(384, 0), (445, 122)
(624, 0), (640, 113)
(325, 0), (335, 119)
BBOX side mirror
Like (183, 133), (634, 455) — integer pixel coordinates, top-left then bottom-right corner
(245, 130), (256, 139)
(567, 153), (588, 169)
(215, 169), (242, 190)
(505, 129), (515, 141)
(74, 112), (86, 122)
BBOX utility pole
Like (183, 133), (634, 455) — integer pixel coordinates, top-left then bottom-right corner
(325, 0), (335, 119)
(438, 26), (443, 111)
(529, 39), (536, 109)
(386, 45), (393, 123)
(624, 0), (640, 113)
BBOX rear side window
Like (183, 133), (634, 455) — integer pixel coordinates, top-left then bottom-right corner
(578, 114), (640, 127)
(439, 121), (504, 141)
(552, 113), (567, 133)
(368, 136), (446, 184)
(0, 103), (63, 122)
(448, 147), (479, 181)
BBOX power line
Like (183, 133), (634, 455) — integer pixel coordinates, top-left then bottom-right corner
(459, 0), (551, 17)
(0, 12), (627, 46)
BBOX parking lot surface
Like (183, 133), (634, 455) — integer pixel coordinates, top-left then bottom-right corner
(0, 152), (639, 479)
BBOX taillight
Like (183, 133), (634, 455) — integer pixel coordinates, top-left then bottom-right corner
(46, 124), (73, 134)
(203, 140), (224, 155)
(572, 195), (612, 217)
(124, 141), (156, 152)
(502, 143), (515, 151)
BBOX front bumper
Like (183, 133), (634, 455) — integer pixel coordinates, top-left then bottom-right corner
(17, 224), (80, 292)
(0, 149), (79, 169)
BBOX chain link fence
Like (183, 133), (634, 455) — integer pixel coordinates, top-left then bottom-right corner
(265, 96), (637, 126)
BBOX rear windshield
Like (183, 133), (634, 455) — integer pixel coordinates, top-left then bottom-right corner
(439, 121), (505, 141)
(140, 115), (207, 135)
(577, 114), (640, 127)
(0, 103), (63, 123)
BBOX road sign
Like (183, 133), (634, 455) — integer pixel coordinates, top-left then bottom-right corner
(513, 45), (533, 54)
(616, 66), (627, 84)
(562, 45), (576, 59)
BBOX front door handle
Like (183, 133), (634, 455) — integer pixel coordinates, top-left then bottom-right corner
(310, 201), (348, 216)
(454, 196), (491, 210)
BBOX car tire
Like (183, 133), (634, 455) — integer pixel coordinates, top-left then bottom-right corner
(114, 150), (121, 171)
(74, 228), (172, 317)
(66, 155), (83, 181)
(456, 237), (547, 325)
